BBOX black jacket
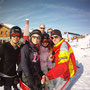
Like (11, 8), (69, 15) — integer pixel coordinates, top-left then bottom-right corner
(0, 42), (20, 76)
(21, 41), (44, 90)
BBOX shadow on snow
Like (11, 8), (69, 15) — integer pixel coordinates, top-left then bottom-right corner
(66, 60), (84, 90)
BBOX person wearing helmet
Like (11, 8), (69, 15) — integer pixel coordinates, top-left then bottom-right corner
(41, 29), (77, 90)
(40, 33), (52, 72)
(20, 29), (45, 90)
(0, 26), (22, 90)
(40, 33), (53, 90)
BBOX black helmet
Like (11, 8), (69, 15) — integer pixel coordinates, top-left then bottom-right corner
(10, 26), (22, 38)
(41, 33), (49, 43)
(42, 33), (49, 39)
(30, 29), (42, 37)
(51, 29), (62, 37)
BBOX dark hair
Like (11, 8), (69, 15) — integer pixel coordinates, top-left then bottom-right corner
(48, 43), (52, 53)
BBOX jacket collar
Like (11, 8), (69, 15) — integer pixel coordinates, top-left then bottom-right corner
(54, 38), (65, 47)
(27, 40), (39, 52)
(53, 38), (65, 52)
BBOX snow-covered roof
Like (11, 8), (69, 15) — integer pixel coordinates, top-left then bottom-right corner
(4, 24), (14, 29)
(3, 24), (32, 33)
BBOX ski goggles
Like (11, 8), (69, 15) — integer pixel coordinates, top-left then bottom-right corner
(12, 33), (20, 37)
(42, 39), (49, 43)
(42, 41), (49, 43)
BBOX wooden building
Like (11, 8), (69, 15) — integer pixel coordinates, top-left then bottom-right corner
(0, 24), (10, 43)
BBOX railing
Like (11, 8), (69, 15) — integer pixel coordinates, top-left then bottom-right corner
(0, 37), (10, 43)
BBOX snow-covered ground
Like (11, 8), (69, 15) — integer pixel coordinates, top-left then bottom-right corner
(68, 35), (90, 90)
(0, 35), (90, 90)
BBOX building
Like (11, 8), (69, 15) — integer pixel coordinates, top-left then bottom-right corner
(63, 32), (85, 42)
(0, 23), (35, 44)
(0, 24), (12, 43)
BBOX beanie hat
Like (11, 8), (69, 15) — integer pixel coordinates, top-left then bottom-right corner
(30, 29), (42, 37)
(51, 29), (62, 37)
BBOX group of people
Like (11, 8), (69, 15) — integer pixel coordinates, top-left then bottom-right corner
(0, 24), (77, 90)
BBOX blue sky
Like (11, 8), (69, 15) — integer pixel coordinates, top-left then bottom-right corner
(0, 0), (90, 35)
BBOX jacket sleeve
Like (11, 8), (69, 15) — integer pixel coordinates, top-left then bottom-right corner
(46, 42), (70, 80)
(21, 44), (31, 77)
(46, 63), (67, 80)
(0, 44), (4, 72)
(0, 44), (4, 56)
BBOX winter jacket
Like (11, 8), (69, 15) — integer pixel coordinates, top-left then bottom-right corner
(46, 38), (77, 80)
(0, 42), (20, 76)
(40, 45), (52, 71)
(21, 41), (44, 90)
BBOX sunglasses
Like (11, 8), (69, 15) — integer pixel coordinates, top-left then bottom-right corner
(40, 27), (45, 29)
(12, 33), (20, 37)
(51, 36), (59, 39)
(47, 31), (52, 33)
(32, 36), (41, 40)
(42, 41), (49, 43)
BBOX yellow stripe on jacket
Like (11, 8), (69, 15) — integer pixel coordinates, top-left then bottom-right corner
(58, 41), (76, 78)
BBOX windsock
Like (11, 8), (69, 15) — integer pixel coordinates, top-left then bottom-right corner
(23, 19), (29, 42)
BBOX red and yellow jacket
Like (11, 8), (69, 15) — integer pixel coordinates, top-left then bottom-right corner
(46, 39), (77, 80)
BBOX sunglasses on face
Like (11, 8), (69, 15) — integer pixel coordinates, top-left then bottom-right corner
(47, 31), (52, 33)
(32, 36), (41, 40)
(12, 33), (20, 37)
(51, 36), (59, 40)
(40, 27), (45, 29)
(42, 41), (49, 43)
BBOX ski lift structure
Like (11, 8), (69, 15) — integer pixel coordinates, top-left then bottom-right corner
(63, 32), (84, 42)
